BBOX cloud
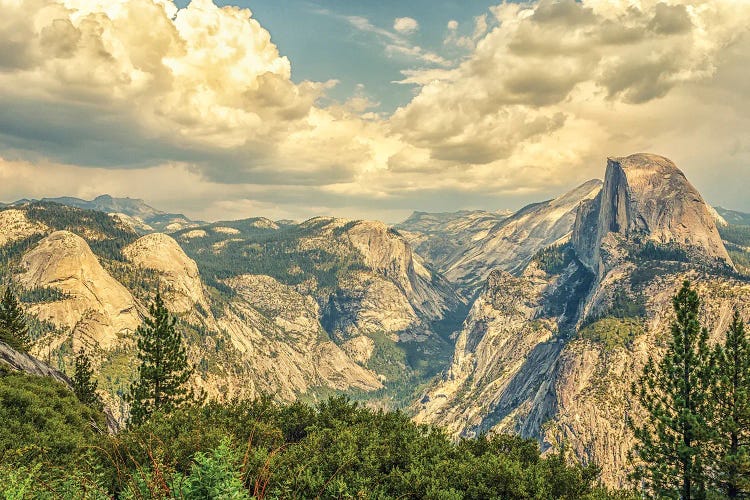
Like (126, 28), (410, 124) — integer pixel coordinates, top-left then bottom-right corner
(393, 17), (419, 35)
(391, 0), (750, 176)
(1, 0), (750, 221)
(340, 13), (449, 66)
(0, 0), (389, 188)
(444, 14), (491, 51)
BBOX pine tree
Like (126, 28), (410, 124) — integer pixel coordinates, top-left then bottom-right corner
(127, 293), (193, 426)
(72, 348), (102, 411)
(0, 285), (30, 352)
(708, 309), (750, 498)
(630, 281), (713, 499)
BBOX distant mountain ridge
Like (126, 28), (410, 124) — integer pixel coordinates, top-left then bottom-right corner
(7, 195), (201, 233)
(396, 179), (603, 297)
(716, 206), (750, 226)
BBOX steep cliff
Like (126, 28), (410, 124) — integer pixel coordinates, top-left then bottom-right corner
(573, 154), (732, 276)
(413, 265), (565, 436)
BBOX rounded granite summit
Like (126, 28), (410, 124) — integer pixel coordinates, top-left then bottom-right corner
(574, 153), (732, 273)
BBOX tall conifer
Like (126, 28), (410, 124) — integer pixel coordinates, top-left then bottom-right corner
(127, 293), (193, 426)
(0, 285), (30, 352)
(708, 309), (750, 498)
(72, 348), (102, 411)
(630, 281), (712, 499)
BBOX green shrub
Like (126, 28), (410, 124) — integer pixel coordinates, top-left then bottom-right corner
(0, 381), (629, 499)
(173, 439), (249, 500)
(0, 372), (104, 470)
(579, 318), (645, 351)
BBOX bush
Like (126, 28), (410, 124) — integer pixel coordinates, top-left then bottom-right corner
(0, 382), (629, 499)
(0, 371), (104, 470)
(174, 439), (250, 500)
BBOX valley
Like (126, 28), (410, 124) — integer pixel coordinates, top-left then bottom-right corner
(2, 153), (750, 490)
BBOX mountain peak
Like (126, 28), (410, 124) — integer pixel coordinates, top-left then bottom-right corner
(573, 154), (732, 275)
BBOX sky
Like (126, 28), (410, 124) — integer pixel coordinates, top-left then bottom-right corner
(0, 0), (749, 223)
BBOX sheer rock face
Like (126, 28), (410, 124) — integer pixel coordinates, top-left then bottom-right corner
(416, 260), (750, 487)
(346, 220), (452, 321)
(18, 231), (140, 350)
(123, 233), (208, 314)
(298, 218), (463, 344)
(319, 218), (462, 325)
(413, 265), (563, 436)
(573, 153), (732, 276)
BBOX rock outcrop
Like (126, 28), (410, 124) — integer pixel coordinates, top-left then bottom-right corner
(123, 233), (208, 314)
(344, 220), (460, 327)
(288, 217), (463, 344)
(0, 202), (454, 421)
(573, 154), (732, 276)
(415, 154), (745, 487)
(18, 231), (140, 350)
(0, 339), (72, 387)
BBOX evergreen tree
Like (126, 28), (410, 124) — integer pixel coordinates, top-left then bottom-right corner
(630, 281), (712, 499)
(0, 285), (30, 352)
(72, 348), (102, 411)
(708, 309), (750, 498)
(127, 293), (193, 426)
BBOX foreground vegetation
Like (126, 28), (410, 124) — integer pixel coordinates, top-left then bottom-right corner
(0, 377), (630, 499)
(0, 288), (625, 499)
